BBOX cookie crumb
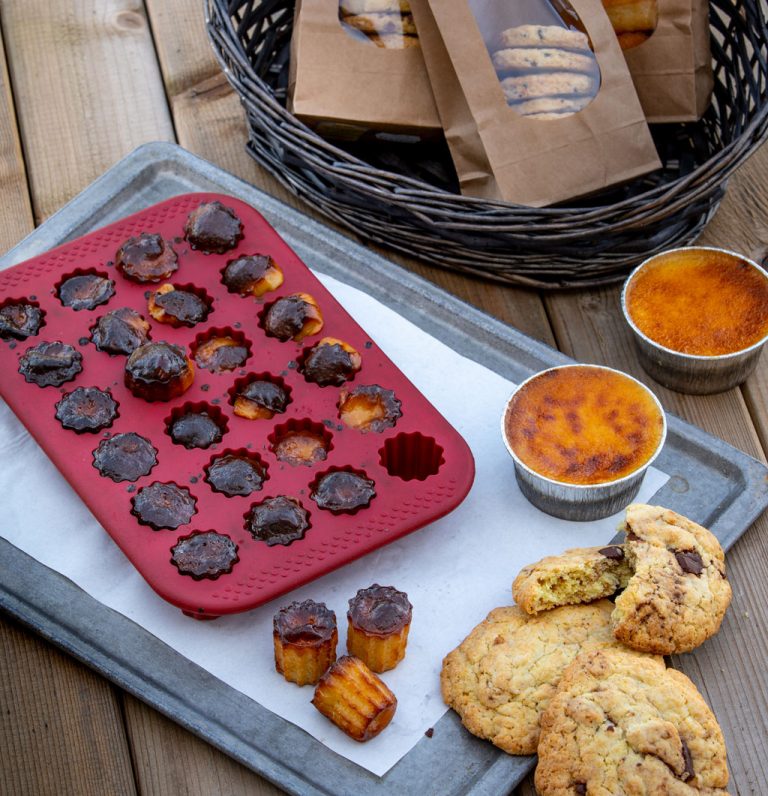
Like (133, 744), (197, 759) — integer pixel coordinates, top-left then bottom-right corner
(425, 727), (434, 738)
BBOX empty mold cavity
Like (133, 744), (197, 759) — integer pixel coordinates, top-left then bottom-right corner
(204, 448), (269, 497)
(379, 432), (444, 481)
(166, 401), (229, 449)
(228, 372), (292, 420)
(268, 418), (333, 466)
(191, 326), (252, 372)
(309, 466), (376, 514)
(55, 268), (115, 311)
(147, 282), (213, 327)
(0, 296), (46, 340)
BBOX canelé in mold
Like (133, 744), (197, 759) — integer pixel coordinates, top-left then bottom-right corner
(124, 341), (194, 402)
(148, 284), (210, 327)
(232, 377), (290, 420)
(246, 496), (310, 546)
(18, 341), (82, 387)
(93, 432), (158, 482)
(184, 201), (243, 254)
(302, 337), (362, 387)
(263, 293), (323, 342)
(131, 482), (197, 530)
(273, 599), (338, 686)
(58, 273), (115, 311)
(116, 233), (178, 283)
(222, 254), (283, 297)
(168, 410), (224, 449)
(206, 453), (267, 497)
(338, 384), (401, 433)
(346, 584), (412, 672)
(272, 428), (329, 467)
(91, 308), (150, 355)
(0, 301), (44, 340)
(311, 471), (375, 513)
(55, 386), (118, 433)
(171, 531), (239, 579)
(193, 335), (249, 372)
(312, 656), (397, 741)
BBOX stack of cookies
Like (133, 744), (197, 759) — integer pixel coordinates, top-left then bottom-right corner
(602, 0), (659, 50)
(490, 24), (601, 120)
(441, 504), (733, 794)
(339, 0), (419, 49)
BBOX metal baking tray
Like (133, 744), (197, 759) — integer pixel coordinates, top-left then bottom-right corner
(2, 142), (766, 796)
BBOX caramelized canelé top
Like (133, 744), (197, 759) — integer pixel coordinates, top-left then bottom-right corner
(625, 249), (768, 356)
(504, 366), (664, 486)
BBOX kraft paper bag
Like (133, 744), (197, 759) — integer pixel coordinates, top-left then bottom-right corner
(410, 0), (661, 207)
(289, 0), (441, 140)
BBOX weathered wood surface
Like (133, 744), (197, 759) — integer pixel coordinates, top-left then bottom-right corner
(0, 1), (766, 793)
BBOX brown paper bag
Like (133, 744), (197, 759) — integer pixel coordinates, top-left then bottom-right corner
(607, 0), (712, 122)
(288, 0), (441, 140)
(410, 0), (661, 207)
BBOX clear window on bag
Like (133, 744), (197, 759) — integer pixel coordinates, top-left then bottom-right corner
(603, 0), (658, 50)
(469, 0), (601, 119)
(339, 0), (420, 49)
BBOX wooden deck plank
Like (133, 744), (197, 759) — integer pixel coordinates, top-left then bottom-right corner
(0, 16), (138, 796)
(0, 0), (174, 222)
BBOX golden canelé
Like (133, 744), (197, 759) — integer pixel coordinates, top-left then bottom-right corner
(504, 366), (664, 486)
(625, 249), (768, 356)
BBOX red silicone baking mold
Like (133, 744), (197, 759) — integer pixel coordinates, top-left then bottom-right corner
(0, 193), (475, 618)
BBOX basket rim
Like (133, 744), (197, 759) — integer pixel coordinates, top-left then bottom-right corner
(205, 0), (768, 221)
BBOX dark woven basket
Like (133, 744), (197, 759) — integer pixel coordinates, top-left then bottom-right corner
(205, 0), (768, 288)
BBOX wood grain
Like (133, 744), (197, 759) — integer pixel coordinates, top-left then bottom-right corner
(0, 0), (174, 222)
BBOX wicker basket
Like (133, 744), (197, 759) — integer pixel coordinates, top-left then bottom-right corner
(205, 0), (768, 288)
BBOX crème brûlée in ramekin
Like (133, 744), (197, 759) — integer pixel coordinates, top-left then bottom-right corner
(624, 247), (768, 356)
(502, 364), (666, 520)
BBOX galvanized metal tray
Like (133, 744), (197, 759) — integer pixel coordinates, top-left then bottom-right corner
(1, 142), (766, 796)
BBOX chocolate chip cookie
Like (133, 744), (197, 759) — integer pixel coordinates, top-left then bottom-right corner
(535, 647), (730, 795)
(441, 601), (643, 755)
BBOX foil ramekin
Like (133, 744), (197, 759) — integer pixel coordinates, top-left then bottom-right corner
(621, 247), (768, 395)
(501, 365), (667, 522)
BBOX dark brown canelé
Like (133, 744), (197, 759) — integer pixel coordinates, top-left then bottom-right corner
(273, 430), (329, 466)
(148, 284), (210, 327)
(302, 337), (362, 387)
(168, 411), (224, 449)
(246, 496), (310, 546)
(116, 233), (178, 283)
(273, 599), (338, 686)
(91, 308), (150, 355)
(54, 387), (118, 433)
(347, 584), (412, 672)
(311, 471), (375, 513)
(194, 336), (249, 372)
(205, 453), (267, 497)
(232, 378), (290, 420)
(338, 384), (401, 433)
(124, 341), (194, 401)
(58, 274), (115, 310)
(171, 531), (239, 579)
(312, 656), (397, 742)
(184, 201), (243, 254)
(222, 254), (284, 297)
(18, 341), (82, 387)
(0, 302), (44, 340)
(131, 482), (197, 530)
(92, 432), (158, 482)
(263, 294), (324, 342)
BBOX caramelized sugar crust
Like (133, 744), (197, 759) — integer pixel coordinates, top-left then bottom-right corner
(505, 367), (664, 485)
(626, 249), (768, 355)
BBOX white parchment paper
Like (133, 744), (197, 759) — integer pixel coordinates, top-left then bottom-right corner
(0, 273), (668, 776)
